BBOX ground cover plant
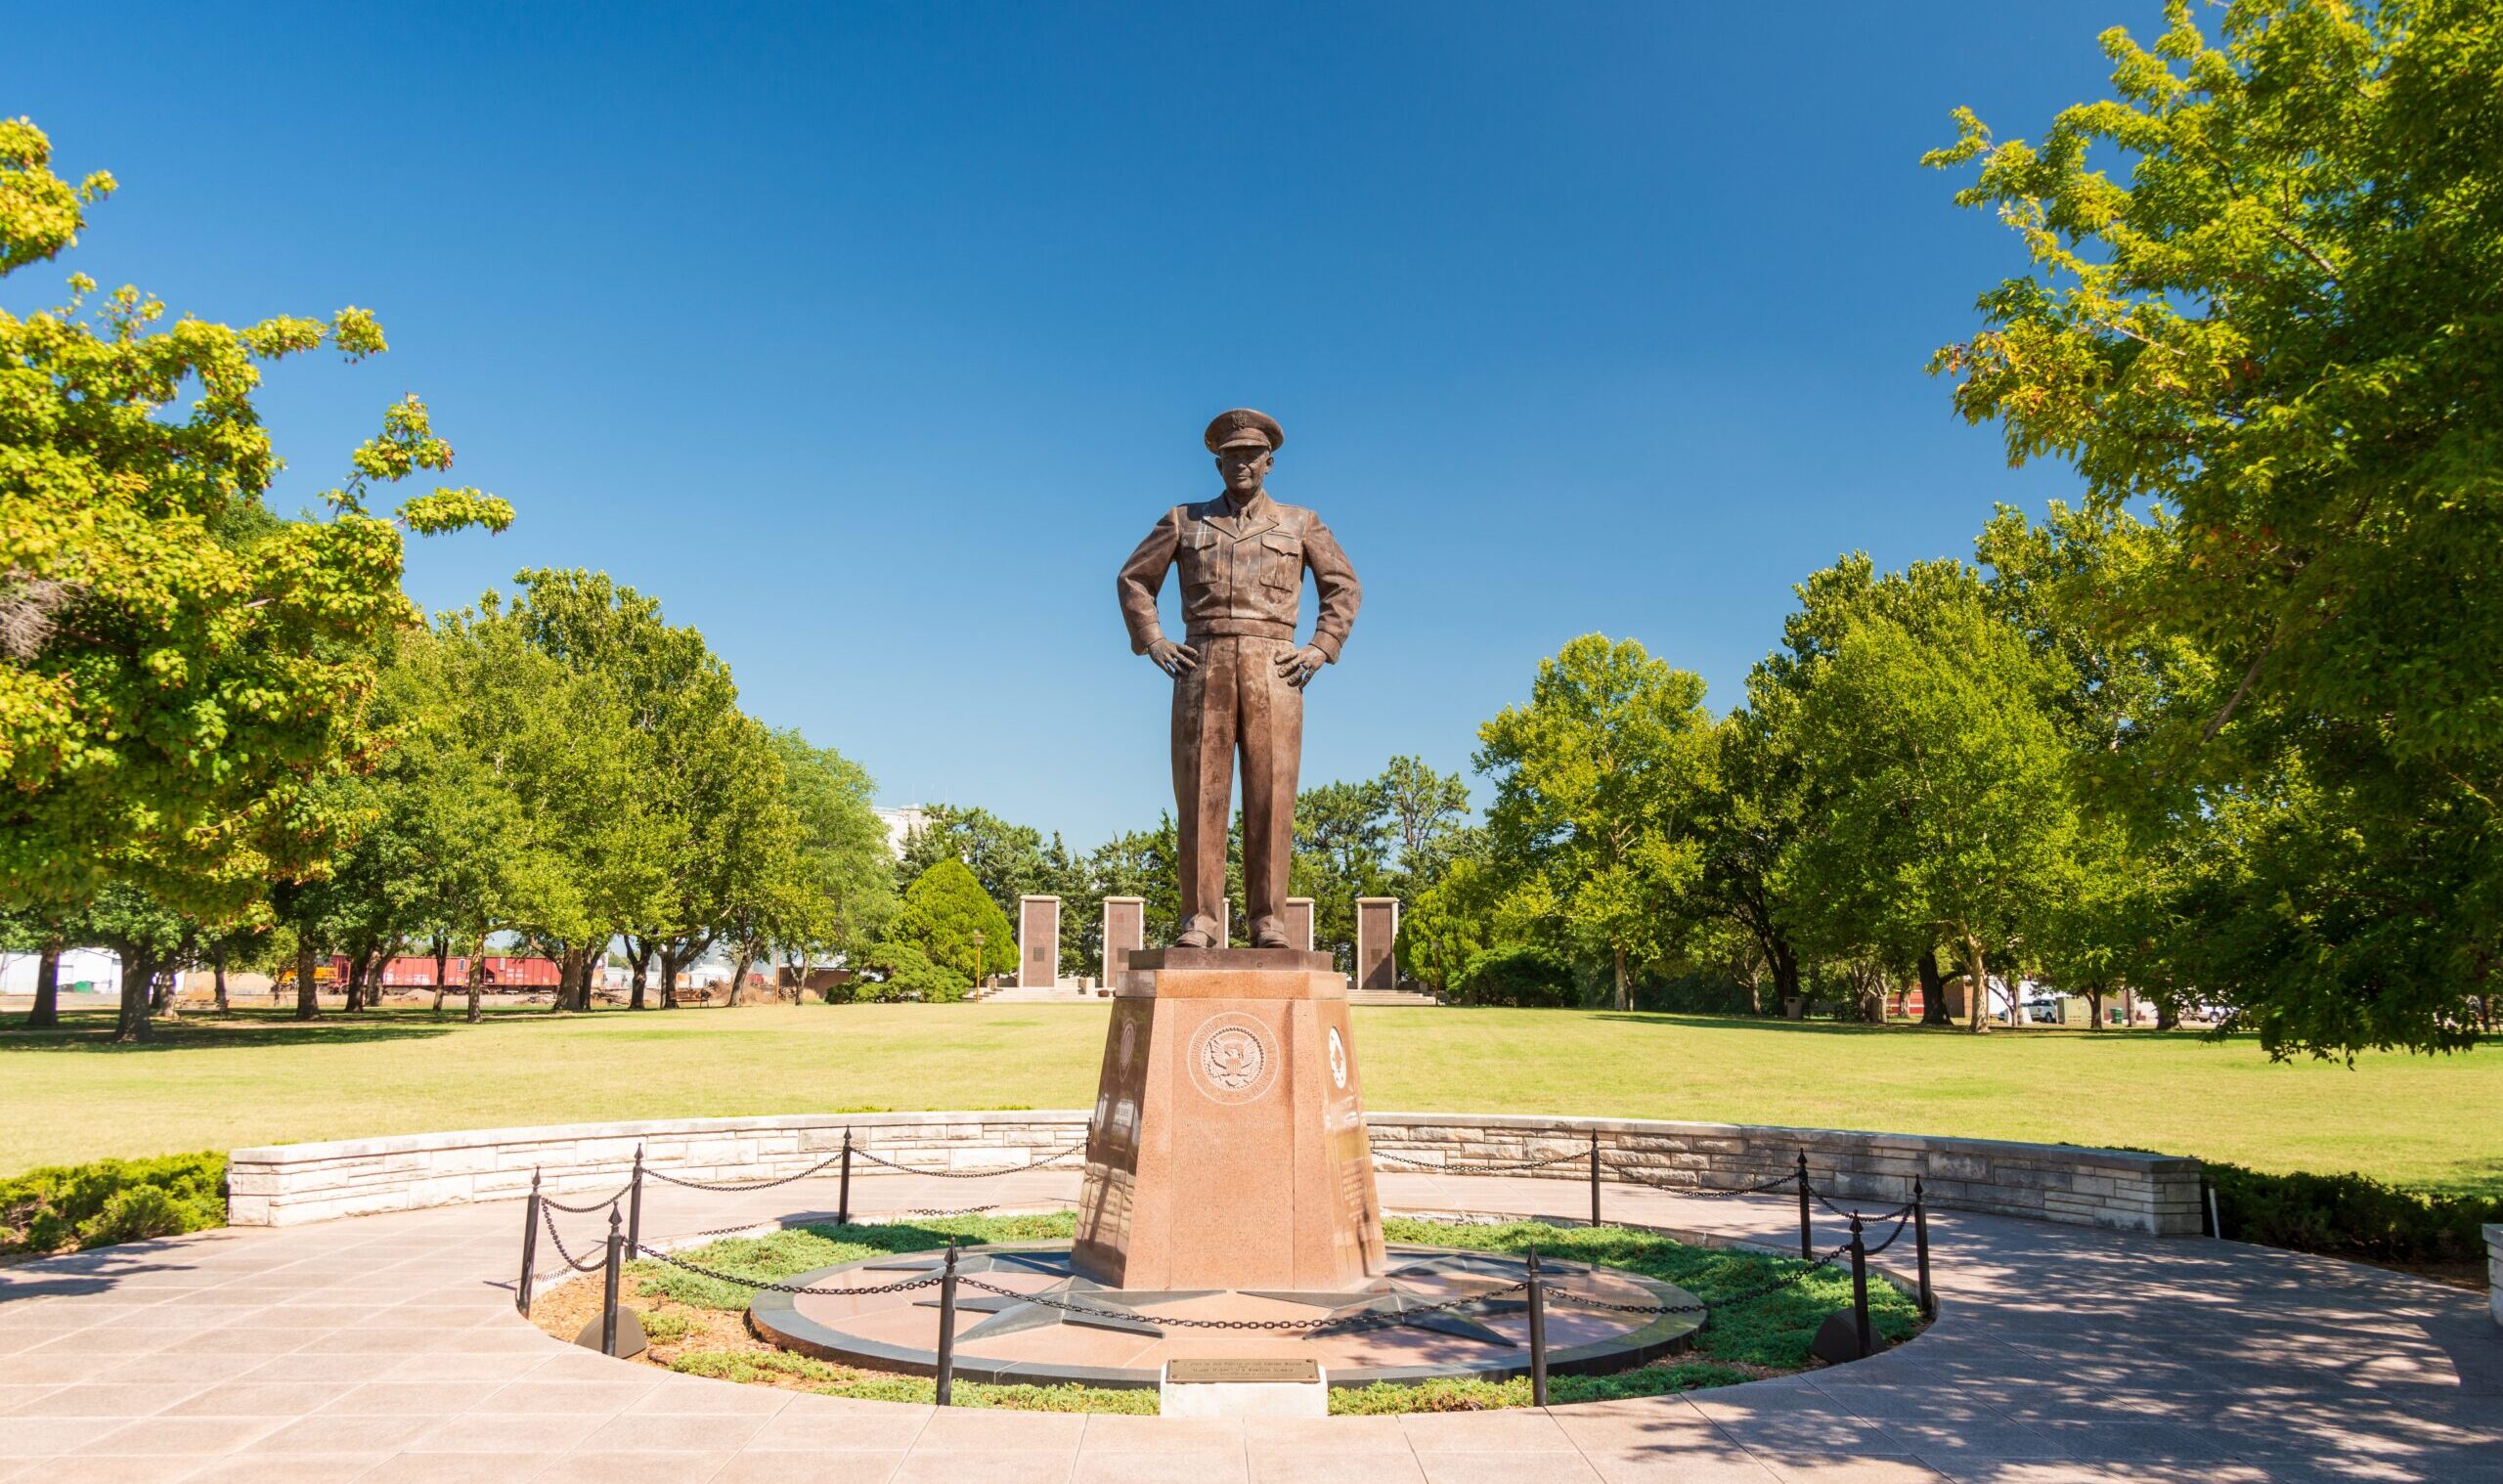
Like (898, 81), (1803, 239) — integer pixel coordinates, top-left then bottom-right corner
(0, 1152), (226, 1256)
(5, 1004), (2497, 1199)
(524, 1213), (1916, 1414)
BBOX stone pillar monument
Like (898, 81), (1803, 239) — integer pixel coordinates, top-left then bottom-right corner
(1283, 896), (1315, 953)
(1354, 896), (1399, 993)
(1101, 895), (1144, 991)
(1075, 947), (1383, 1289)
(1018, 895), (1061, 988)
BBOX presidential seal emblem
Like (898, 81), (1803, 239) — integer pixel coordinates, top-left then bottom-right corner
(1328, 1026), (1348, 1090)
(1186, 1013), (1280, 1105)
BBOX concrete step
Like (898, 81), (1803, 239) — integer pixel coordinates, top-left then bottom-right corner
(1350, 989), (1443, 1007)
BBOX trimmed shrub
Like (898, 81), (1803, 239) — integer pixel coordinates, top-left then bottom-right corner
(0, 1152), (227, 1256)
(1453, 944), (1580, 1008)
(849, 940), (970, 1003)
(2206, 1160), (2500, 1267)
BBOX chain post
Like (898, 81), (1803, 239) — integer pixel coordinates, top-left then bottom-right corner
(1526, 1245), (1549, 1407)
(934, 1238), (960, 1405)
(1848, 1213), (1872, 1361)
(1588, 1130), (1602, 1228)
(838, 1129), (853, 1226)
(627, 1144), (645, 1259)
(600, 1206), (625, 1357)
(1796, 1149), (1814, 1259)
(1912, 1177), (1934, 1318)
(515, 1169), (543, 1315)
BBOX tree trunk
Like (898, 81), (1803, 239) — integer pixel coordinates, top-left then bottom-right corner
(1745, 967), (1763, 1018)
(1917, 947), (1952, 1026)
(556, 945), (587, 1012)
(1610, 945), (1629, 1012)
(2086, 985), (2104, 1031)
(2156, 997), (2180, 1031)
(431, 934), (450, 1014)
(212, 948), (229, 1014)
(294, 942), (321, 1021)
(726, 943), (757, 1007)
(27, 938), (62, 1029)
(112, 949), (159, 1044)
(629, 941), (651, 1011)
(349, 947), (378, 1012)
(464, 951), (484, 1025)
(660, 949), (681, 1010)
(1963, 937), (1991, 1033)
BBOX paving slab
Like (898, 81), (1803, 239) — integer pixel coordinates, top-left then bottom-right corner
(0, 1157), (2491, 1484)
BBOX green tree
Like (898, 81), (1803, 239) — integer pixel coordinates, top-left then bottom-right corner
(1476, 634), (1718, 1010)
(890, 860), (1016, 985)
(766, 729), (897, 999)
(900, 806), (1062, 922)
(0, 118), (510, 924)
(1927, 1), (2503, 1054)
(1779, 597), (2082, 1032)
(1377, 756), (1471, 867)
(1293, 779), (1391, 971)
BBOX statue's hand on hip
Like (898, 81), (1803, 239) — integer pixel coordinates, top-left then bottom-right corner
(1147, 638), (1199, 677)
(1275, 645), (1329, 689)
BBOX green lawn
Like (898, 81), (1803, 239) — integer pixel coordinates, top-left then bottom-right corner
(4, 1004), (2495, 1196)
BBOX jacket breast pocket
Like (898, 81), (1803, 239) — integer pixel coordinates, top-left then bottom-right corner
(1257, 531), (1303, 594)
(1178, 525), (1218, 593)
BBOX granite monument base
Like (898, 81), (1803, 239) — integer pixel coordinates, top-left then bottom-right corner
(1073, 947), (1386, 1290)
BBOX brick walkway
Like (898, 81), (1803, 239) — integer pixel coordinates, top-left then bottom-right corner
(1, 1168), (2495, 1483)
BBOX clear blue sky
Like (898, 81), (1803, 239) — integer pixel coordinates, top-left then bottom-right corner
(11, 3), (2119, 849)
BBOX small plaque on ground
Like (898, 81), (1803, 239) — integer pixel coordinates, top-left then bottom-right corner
(1166, 1358), (1321, 1384)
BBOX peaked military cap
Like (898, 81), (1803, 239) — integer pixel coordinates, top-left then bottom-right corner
(1205, 408), (1285, 454)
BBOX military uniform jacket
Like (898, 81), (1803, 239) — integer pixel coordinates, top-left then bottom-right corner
(1116, 493), (1361, 661)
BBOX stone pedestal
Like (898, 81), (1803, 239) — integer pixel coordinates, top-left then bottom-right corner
(1018, 895), (1061, 988)
(1283, 897), (1315, 953)
(1074, 948), (1386, 1290)
(1101, 896), (1144, 991)
(1355, 897), (1399, 992)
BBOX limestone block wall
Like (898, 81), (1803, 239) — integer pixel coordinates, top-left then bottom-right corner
(225, 1112), (1092, 1228)
(2487, 1224), (2501, 1329)
(226, 1110), (2203, 1236)
(1366, 1114), (2203, 1236)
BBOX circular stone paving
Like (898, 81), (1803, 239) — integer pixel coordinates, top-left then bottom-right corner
(748, 1240), (1703, 1389)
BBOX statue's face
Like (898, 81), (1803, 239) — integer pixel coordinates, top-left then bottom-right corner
(1216, 445), (1272, 498)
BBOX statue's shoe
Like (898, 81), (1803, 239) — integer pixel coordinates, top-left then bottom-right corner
(1173, 928), (1215, 949)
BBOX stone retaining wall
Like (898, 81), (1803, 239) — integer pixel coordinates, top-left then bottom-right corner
(2487, 1223), (2501, 1329)
(227, 1111), (2203, 1235)
(1369, 1115), (2201, 1236)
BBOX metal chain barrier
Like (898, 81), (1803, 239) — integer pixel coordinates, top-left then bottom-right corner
(1549, 1239), (1854, 1317)
(1604, 1163), (1805, 1199)
(1810, 1187), (1916, 1224)
(537, 1201), (613, 1275)
(848, 1139), (1090, 1179)
(637, 1244), (950, 1297)
(1372, 1146), (1594, 1174)
(1862, 1206), (1916, 1257)
(540, 1188), (628, 1214)
(643, 1150), (851, 1193)
(953, 1275), (1532, 1331)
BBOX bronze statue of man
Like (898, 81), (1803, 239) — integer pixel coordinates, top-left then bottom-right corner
(1117, 409), (1360, 949)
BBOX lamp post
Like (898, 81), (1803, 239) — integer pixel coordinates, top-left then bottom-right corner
(969, 930), (985, 991)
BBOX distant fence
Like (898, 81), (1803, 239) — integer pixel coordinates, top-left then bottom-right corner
(229, 1111), (2201, 1235)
